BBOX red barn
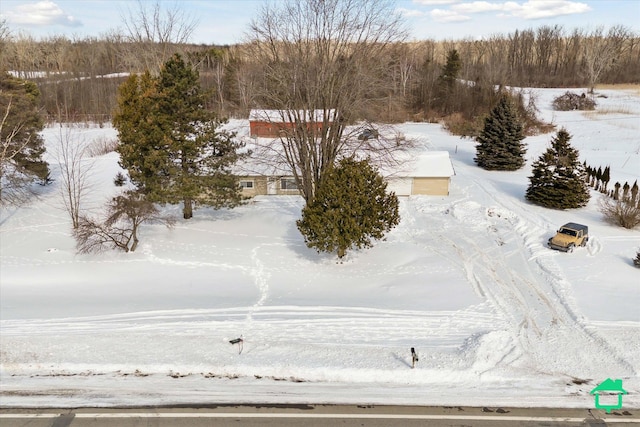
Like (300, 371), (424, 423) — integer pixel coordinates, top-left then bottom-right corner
(249, 109), (335, 138)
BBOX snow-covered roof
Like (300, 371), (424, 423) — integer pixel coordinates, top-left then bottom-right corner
(249, 109), (336, 123)
(383, 151), (454, 178)
(234, 144), (454, 178)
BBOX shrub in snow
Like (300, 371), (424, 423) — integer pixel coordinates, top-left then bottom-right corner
(526, 128), (590, 209)
(86, 136), (118, 157)
(552, 91), (596, 111)
(113, 172), (127, 187)
(74, 190), (174, 253)
(634, 250), (640, 268)
(598, 196), (640, 229)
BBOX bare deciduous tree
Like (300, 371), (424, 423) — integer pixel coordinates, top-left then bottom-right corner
(120, 0), (198, 73)
(246, 0), (410, 203)
(75, 190), (174, 253)
(54, 125), (93, 229)
(582, 26), (632, 93)
(0, 19), (10, 67)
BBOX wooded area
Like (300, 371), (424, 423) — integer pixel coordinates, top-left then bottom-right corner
(1, 23), (638, 124)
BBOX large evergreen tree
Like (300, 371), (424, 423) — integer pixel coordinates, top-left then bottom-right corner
(526, 128), (590, 209)
(439, 49), (461, 88)
(474, 95), (527, 171)
(0, 72), (50, 205)
(296, 158), (400, 259)
(437, 49), (462, 114)
(113, 55), (245, 219)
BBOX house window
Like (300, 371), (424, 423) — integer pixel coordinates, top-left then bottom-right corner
(281, 178), (298, 190)
(240, 180), (254, 189)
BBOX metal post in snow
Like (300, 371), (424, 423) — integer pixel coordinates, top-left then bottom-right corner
(229, 336), (244, 354)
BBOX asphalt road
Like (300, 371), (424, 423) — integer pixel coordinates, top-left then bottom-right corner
(1, 405), (639, 427)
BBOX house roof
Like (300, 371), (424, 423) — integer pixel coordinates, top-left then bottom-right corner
(249, 109), (336, 123)
(590, 378), (628, 394)
(235, 148), (455, 179)
(234, 119), (454, 179)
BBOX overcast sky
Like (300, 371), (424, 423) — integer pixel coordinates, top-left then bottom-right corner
(1, 0), (638, 45)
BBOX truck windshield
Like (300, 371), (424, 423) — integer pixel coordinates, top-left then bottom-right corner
(560, 228), (577, 236)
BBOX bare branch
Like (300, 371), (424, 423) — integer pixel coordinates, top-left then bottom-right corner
(120, 0), (199, 73)
(74, 190), (175, 254)
(245, 0), (409, 203)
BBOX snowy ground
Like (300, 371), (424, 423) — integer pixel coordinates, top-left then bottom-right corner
(1, 87), (639, 408)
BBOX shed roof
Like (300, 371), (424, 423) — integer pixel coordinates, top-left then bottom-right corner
(383, 151), (454, 178)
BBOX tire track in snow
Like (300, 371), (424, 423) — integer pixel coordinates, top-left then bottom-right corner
(586, 235), (603, 256)
(0, 306), (499, 357)
(438, 181), (636, 379)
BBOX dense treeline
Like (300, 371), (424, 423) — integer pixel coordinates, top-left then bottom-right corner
(0, 24), (638, 124)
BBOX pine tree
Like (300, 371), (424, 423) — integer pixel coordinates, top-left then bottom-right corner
(526, 128), (591, 209)
(634, 249), (640, 268)
(439, 49), (461, 86)
(113, 55), (245, 219)
(474, 95), (526, 171)
(0, 72), (50, 205)
(296, 158), (400, 259)
(437, 49), (461, 114)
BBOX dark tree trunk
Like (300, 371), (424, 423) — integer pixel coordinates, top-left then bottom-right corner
(183, 198), (193, 219)
(130, 224), (139, 252)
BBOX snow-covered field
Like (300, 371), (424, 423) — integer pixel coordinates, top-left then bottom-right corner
(1, 87), (639, 409)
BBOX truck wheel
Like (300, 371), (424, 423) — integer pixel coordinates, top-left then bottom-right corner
(567, 244), (575, 253)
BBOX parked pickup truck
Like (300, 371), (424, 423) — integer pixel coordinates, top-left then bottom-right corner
(548, 223), (589, 253)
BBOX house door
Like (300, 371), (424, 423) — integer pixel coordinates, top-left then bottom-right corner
(267, 178), (277, 195)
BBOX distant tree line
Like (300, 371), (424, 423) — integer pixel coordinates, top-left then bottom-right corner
(1, 23), (637, 125)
